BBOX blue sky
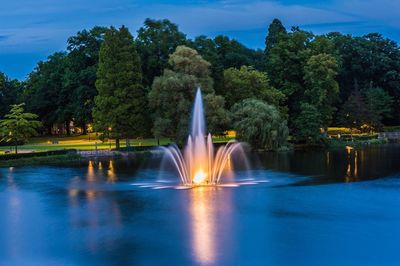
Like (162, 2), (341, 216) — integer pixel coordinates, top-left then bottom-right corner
(1, 0), (400, 80)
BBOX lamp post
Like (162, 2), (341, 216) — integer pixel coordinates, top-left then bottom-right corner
(108, 127), (112, 150)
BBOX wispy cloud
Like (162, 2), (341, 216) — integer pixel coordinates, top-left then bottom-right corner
(1, 0), (400, 79)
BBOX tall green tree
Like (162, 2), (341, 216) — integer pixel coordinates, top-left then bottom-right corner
(292, 103), (323, 143)
(189, 35), (264, 94)
(214, 35), (259, 70)
(303, 53), (339, 128)
(0, 103), (41, 154)
(203, 94), (231, 135)
(337, 88), (371, 131)
(24, 52), (69, 134)
(149, 45), (229, 142)
(266, 29), (312, 108)
(65, 26), (108, 133)
(265, 18), (287, 54)
(266, 25), (342, 141)
(136, 18), (187, 87)
(231, 99), (288, 150)
(0, 72), (23, 118)
(309, 35), (336, 55)
(329, 33), (400, 123)
(93, 26), (148, 148)
(189, 35), (224, 93)
(365, 87), (393, 127)
(223, 66), (285, 109)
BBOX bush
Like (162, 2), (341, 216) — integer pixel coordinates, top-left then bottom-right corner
(0, 149), (77, 161)
(231, 99), (288, 150)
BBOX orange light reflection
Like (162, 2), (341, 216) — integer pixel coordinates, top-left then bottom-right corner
(190, 187), (216, 265)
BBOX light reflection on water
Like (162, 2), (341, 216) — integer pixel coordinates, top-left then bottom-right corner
(188, 185), (234, 266)
(2, 146), (400, 264)
(5, 169), (21, 259)
(67, 160), (123, 254)
(190, 187), (216, 265)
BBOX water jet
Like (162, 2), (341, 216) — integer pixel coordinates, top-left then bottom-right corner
(161, 88), (244, 186)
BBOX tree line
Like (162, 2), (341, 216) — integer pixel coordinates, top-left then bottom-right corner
(1, 18), (400, 149)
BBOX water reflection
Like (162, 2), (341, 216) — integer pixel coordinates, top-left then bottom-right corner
(86, 160), (97, 200)
(189, 187), (233, 265)
(2, 147), (400, 265)
(5, 168), (21, 258)
(258, 145), (400, 183)
(67, 160), (123, 253)
(107, 160), (117, 183)
(345, 150), (359, 182)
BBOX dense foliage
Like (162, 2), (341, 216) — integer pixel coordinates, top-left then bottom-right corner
(24, 52), (69, 133)
(93, 26), (148, 148)
(149, 46), (228, 142)
(136, 18), (187, 87)
(1, 17), (400, 148)
(65, 27), (108, 133)
(231, 99), (288, 150)
(223, 66), (284, 109)
(0, 72), (22, 118)
(0, 103), (41, 153)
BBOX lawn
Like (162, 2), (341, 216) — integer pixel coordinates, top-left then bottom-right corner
(0, 133), (234, 153)
(0, 134), (171, 153)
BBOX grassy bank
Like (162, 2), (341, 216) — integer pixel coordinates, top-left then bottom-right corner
(0, 153), (85, 168)
(0, 134), (171, 154)
(0, 134), (234, 154)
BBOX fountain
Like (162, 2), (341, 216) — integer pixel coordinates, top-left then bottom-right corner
(161, 88), (242, 186)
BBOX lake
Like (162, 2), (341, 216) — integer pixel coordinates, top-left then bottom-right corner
(1, 144), (400, 265)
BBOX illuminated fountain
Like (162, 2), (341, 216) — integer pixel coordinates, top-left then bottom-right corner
(161, 88), (242, 186)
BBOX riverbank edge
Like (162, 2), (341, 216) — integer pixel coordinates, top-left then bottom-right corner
(0, 154), (85, 168)
(0, 138), (392, 168)
(0, 150), (157, 168)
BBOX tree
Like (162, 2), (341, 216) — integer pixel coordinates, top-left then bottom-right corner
(266, 28), (313, 128)
(24, 52), (69, 134)
(0, 72), (23, 118)
(265, 18), (287, 54)
(0, 103), (41, 154)
(149, 45), (228, 142)
(329, 33), (400, 124)
(337, 88), (371, 131)
(136, 18), (187, 87)
(365, 87), (393, 127)
(231, 99), (288, 150)
(309, 35), (336, 55)
(223, 66), (285, 108)
(203, 94), (231, 135)
(266, 26), (344, 140)
(93, 26), (148, 149)
(292, 103), (323, 143)
(189, 35), (224, 93)
(303, 53), (339, 127)
(214, 35), (259, 69)
(189, 35), (264, 94)
(65, 26), (108, 133)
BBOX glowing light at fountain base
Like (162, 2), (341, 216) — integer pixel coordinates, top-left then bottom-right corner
(193, 169), (207, 185)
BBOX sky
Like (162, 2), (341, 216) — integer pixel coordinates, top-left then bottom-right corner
(1, 0), (400, 80)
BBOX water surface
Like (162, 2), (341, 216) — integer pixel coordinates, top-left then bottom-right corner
(1, 145), (400, 265)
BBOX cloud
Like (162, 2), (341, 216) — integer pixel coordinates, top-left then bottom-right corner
(2, 0), (400, 54)
(1, 0), (400, 79)
(138, 1), (358, 35)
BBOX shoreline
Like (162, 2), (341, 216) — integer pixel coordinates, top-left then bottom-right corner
(0, 140), (395, 168)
